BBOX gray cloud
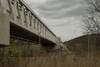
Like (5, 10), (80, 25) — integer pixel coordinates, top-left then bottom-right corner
(25, 0), (88, 41)
(39, 5), (87, 18)
(36, 0), (87, 19)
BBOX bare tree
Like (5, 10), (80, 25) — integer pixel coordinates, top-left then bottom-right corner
(82, 0), (100, 58)
(83, 0), (100, 34)
(83, 16), (100, 34)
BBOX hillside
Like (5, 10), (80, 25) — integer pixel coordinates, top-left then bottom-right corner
(64, 34), (100, 56)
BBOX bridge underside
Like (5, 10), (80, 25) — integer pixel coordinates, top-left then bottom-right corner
(10, 23), (55, 49)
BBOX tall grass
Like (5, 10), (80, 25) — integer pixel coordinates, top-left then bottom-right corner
(0, 38), (100, 67)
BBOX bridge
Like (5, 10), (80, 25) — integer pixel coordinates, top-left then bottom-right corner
(0, 0), (64, 49)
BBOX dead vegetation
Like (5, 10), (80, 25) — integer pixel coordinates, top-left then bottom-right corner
(0, 35), (100, 67)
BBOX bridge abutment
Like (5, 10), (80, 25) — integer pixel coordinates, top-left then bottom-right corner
(0, 12), (9, 45)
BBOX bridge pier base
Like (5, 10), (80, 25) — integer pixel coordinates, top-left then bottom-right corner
(0, 12), (9, 45)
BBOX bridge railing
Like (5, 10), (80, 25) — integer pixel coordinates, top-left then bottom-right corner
(0, 0), (61, 45)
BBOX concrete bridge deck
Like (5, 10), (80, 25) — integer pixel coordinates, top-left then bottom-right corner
(0, 0), (65, 49)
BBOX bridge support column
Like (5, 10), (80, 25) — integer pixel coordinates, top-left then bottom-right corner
(0, 12), (9, 45)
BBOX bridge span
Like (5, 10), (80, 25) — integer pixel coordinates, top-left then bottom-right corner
(0, 0), (64, 49)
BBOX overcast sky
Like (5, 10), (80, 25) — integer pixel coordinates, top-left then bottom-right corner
(24, 0), (88, 41)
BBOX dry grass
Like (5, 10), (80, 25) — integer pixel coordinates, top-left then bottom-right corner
(26, 54), (100, 67)
(0, 37), (100, 67)
(0, 54), (99, 67)
(0, 48), (100, 67)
